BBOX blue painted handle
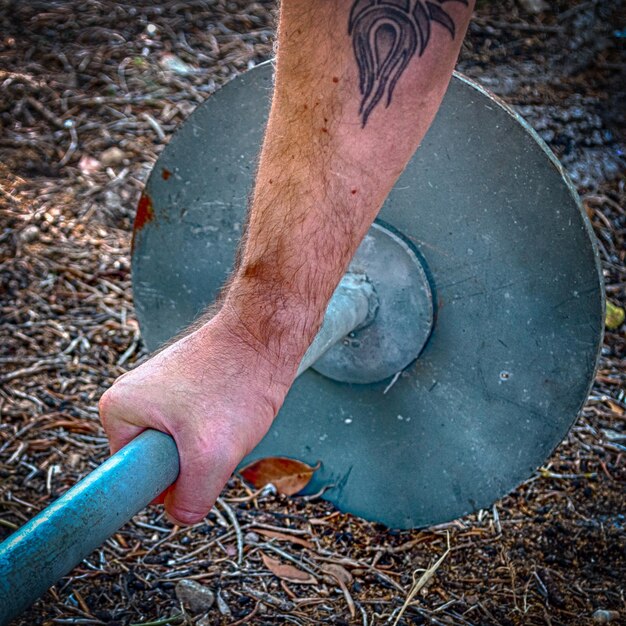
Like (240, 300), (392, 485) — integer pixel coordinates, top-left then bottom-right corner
(0, 273), (375, 623)
(0, 430), (179, 624)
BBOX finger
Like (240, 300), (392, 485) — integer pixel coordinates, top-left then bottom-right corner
(98, 391), (147, 455)
(165, 511), (186, 526)
(104, 421), (145, 456)
(163, 434), (239, 525)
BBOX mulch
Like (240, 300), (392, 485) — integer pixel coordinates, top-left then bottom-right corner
(1, 1), (624, 624)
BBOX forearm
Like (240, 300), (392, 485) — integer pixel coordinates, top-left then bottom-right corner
(223, 0), (474, 375)
(101, 1), (474, 524)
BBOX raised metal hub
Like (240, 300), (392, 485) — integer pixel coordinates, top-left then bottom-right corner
(132, 62), (604, 528)
(313, 221), (434, 384)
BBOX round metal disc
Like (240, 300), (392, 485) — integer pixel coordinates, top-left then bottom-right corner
(132, 63), (604, 529)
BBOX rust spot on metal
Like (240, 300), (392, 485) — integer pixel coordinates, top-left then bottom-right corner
(161, 168), (171, 180)
(131, 192), (155, 253)
(135, 193), (154, 231)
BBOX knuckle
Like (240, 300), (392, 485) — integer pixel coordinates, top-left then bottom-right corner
(170, 506), (206, 525)
(207, 427), (244, 469)
(98, 383), (125, 412)
(98, 390), (112, 416)
(98, 386), (128, 427)
(98, 390), (117, 426)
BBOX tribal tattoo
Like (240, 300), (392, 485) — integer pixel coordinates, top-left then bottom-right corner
(349, 0), (469, 126)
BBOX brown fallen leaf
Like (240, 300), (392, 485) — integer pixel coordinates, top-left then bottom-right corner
(252, 528), (315, 549)
(239, 457), (320, 496)
(261, 552), (318, 585)
(321, 563), (353, 585)
(321, 563), (355, 618)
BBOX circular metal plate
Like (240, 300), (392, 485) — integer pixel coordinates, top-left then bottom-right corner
(132, 63), (604, 528)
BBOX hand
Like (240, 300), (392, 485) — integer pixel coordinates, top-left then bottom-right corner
(98, 310), (295, 525)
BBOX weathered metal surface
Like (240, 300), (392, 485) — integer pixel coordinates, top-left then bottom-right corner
(0, 431), (179, 625)
(132, 62), (604, 528)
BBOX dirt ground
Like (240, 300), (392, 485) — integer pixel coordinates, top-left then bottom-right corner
(1, 1), (624, 625)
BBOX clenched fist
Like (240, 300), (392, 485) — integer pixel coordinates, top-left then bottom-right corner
(98, 309), (297, 525)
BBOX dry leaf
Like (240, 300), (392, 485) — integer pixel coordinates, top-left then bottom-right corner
(252, 528), (314, 549)
(239, 457), (320, 496)
(321, 563), (353, 585)
(261, 552), (318, 585)
(606, 300), (625, 330)
(321, 563), (355, 618)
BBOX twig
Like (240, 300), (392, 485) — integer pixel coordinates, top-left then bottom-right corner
(383, 371), (402, 394)
(59, 123), (79, 166)
(0, 359), (65, 383)
(256, 541), (319, 577)
(0, 518), (19, 530)
(129, 614), (184, 626)
(228, 602), (261, 625)
(217, 496), (243, 566)
(141, 112), (166, 142)
(391, 532), (451, 626)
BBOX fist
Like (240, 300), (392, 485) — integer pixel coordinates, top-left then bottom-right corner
(98, 312), (294, 525)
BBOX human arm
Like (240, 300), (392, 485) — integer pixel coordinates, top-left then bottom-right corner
(98, 0), (474, 525)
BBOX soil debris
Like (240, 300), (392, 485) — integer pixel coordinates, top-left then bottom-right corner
(1, 1), (624, 625)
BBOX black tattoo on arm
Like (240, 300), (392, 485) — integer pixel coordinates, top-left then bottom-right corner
(349, 0), (469, 126)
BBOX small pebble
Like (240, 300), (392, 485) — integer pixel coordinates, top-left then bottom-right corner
(78, 154), (101, 175)
(592, 610), (620, 623)
(518, 0), (548, 13)
(160, 53), (195, 76)
(100, 146), (126, 167)
(67, 453), (81, 468)
(19, 225), (39, 243)
(175, 580), (215, 613)
(244, 531), (260, 545)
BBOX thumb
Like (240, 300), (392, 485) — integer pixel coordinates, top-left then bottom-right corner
(163, 436), (238, 525)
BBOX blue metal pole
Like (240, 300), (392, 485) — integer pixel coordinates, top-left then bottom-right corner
(0, 430), (179, 624)
(0, 274), (376, 624)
